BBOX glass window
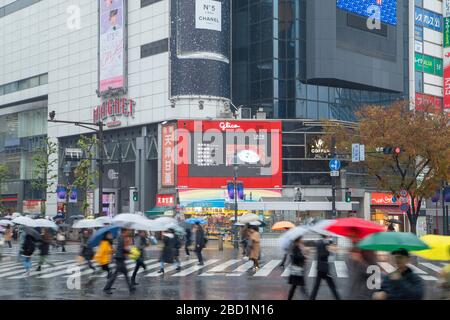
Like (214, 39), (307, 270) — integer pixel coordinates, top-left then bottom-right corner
(307, 84), (317, 100)
(0, 85), (3, 95)
(415, 72), (423, 93)
(318, 102), (329, 119)
(30, 76), (40, 88)
(39, 74), (48, 85)
(3, 82), (18, 94)
(283, 133), (305, 145)
(415, 0), (422, 8)
(282, 146), (305, 159)
(306, 101), (318, 119)
(18, 79), (30, 90)
(318, 86), (329, 102)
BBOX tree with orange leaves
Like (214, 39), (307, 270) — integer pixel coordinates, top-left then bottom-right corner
(325, 101), (450, 234)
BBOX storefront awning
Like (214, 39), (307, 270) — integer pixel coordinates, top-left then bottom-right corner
(372, 205), (404, 214)
(145, 206), (174, 216)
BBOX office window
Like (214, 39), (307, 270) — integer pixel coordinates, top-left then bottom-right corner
(415, 72), (423, 93)
(141, 39), (168, 58)
(3, 82), (18, 94)
(39, 74), (48, 85)
(141, 0), (163, 8)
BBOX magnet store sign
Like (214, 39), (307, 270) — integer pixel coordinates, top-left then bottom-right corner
(415, 53), (443, 76)
(93, 97), (136, 128)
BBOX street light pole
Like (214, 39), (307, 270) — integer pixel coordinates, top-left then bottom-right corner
(331, 137), (337, 219)
(233, 163), (239, 249)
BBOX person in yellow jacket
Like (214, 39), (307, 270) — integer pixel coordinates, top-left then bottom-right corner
(94, 232), (114, 279)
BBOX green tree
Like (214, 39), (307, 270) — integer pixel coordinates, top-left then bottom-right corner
(72, 135), (98, 217)
(325, 101), (450, 234)
(31, 138), (58, 216)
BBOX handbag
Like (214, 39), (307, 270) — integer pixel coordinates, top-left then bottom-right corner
(289, 265), (304, 276)
(129, 246), (141, 261)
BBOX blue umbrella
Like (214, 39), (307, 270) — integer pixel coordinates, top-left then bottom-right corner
(87, 225), (120, 248)
(185, 218), (207, 225)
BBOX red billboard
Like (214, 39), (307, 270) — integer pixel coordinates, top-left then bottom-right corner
(176, 120), (282, 189)
(415, 93), (442, 113)
(156, 194), (175, 207)
(444, 48), (450, 111)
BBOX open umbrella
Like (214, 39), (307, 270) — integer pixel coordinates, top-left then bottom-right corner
(238, 213), (259, 223)
(153, 217), (178, 230)
(95, 216), (113, 225)
(185, 218), (207, 225)
(279, 226), (309, 251)
(11, 212), (22, 219)
(113, 213), (149, 228)
(0, 220), (14, 226)
(309, 219), (342, 237)
(34, 219), (58, 230)
(72, 219), (104, 229)
(68, 215), (84, 221)
(12, 216), (37, 227)
(87, 225), (120, 248)
(249, 220), (267, 227)
(357, 232), (430, 252)
(412, 235), (450, 261)
(325, 217), (385, 240)
(3, 215), (12, 220)
(22, 226), (42, 241)
(272, 221), (295, 231)
(234, 222), (245, 226)
(387, 219), (403, 224)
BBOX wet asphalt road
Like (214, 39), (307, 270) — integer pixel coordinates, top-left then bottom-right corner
(0, 245), (446, 300)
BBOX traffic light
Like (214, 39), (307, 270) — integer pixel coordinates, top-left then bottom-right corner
(49, 111), (56, 120)
(132, 191), (138, 202)
(383, 146), (402, 155)
(345, 190), (351, 203)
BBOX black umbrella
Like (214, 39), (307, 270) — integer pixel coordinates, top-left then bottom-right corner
(23, 226), (42, 241)
(387, 219), (403, 224)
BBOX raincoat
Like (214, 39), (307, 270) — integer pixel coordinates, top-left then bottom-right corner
(94, 240), (113, 266)
(248, 230), (260, 261)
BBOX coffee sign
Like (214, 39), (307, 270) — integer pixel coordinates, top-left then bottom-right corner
(92, 97), (136, 128)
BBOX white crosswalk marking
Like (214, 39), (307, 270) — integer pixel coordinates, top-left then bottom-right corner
(377, 262), (396, 273)
(254, 260), (281, 277)
(226, 261), (253, 276)
(200, 259), (240, 276)
(0, 262), (23, 272)
(308, 261), (317, 278)
(172, 259), (219, 277)
(0, 261), (21, 269)
(419, 262), (443, 273)
(334, 261), (348, 278)
(407, 264), (438, 281)
(40, 262), (89, 279)
(0, 263), (39, 278)
(8, 261), (75, 279)
(92, 259), (157, 278)
(146, 259), (197, 277)
(281, 265), (290, 277)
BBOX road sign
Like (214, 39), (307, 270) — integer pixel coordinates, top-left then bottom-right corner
(330, 170), (340, 177)
(392, 196), (397, 203)
(359, 144), (365, 161)
(352, 144), (360, 162)
(400, 190), (407, 197)
(400, 203), (409, 211)
(329, 159), (341, 171)
(400, 196), (408, 204)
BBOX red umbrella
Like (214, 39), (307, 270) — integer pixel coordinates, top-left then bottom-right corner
(325, 217), (385, 241)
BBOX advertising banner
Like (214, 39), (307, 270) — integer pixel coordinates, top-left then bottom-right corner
(415, 93), (442, 113)
(336, 0), (397, 26)
(98, 0), (126, 95)
(444, 17), (450, 47)
(415, 7), (443, 32)
(156, 194), (175, 207)
(415, 53), (443, 76)
(56, 186), (67, 203)
(195, 0), (222, 32)
(23, 200), (42, 215)
(69, 187), (78, 203)
(444, 48), (450, 110)
(445, 0), (450, 18)
(162, 124), (175, 187)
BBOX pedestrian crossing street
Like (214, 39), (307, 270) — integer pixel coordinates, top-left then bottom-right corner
(0, 258), (446, 281)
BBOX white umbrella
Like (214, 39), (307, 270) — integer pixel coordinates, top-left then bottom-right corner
(0, 220), (14, 226)
(12, 212), (22, 219)
(249, 221), (262, 226)
(3, 215), (12, 220)
(238, 213), (259, 223)
(95, 216), (113, 225)
(113, 213), (149, 228)
(152, 217), (178, 230)
(72, 219), (104, 229)
(280, 225), (309, 243)
(12, 216), (37, 227)
(309, 219), (342, 237)
(34, 219), (59, 230)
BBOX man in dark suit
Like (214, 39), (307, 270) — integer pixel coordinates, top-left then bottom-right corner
(194, 222), (206, 266)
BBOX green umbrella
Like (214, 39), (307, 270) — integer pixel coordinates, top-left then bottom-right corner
(357, 232), (430, 252)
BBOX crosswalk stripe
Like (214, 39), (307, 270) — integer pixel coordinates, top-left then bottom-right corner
(226, 261), (254, 276)
(92, 259), (157, 278)
(419, 262), (443, 273)
(281, 265), (290, 277)
(146, 260), (197, 277)
(334, 261), (348, 278)
(172, 259), (219, 277)
(0, 261), (21, 268)
(200, 259), (240, 276)
(254, 260), (282, 277)
(8, 261), (75, 279)
(0, 262), (23, 272)
(377, 262), (396, 273)
(0, 262), (39, 278)
(70, 260), (136, 278)
(407, 264), (438, 281)
(39, 262), (89, 279)
(308, 261), (317, 278)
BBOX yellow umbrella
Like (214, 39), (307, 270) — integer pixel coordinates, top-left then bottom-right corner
(272, 221), (296, 231)
(413, 235), (450, 261)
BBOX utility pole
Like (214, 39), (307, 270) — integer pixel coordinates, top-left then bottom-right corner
(233, 161), (239, 249)
(443, 181), (449, 235)
(117, 143), (122, 215)
(331, 136), (337, 219)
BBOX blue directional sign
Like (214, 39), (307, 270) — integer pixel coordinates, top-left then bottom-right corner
(400, 203), (409, 212)
(329, 159), (341, 171)
(392, 196), (397, 203)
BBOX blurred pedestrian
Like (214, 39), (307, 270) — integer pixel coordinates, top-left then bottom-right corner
(387, 223), (395, 232)
(439, 262), (450, 300)
(248, 226), (260, 270)
(193, 222), (206, 266)
(310, 235), (341, 300)
(173, 229), (182, 270)
(103, 229), (135, 294)
(36, 229), (55, 271)
(373, 249), (424, 300)
(131, 230), (149, 285)
(287, 237), (309, 300)
(240, 224), (249, 258)
(346, 247), (377, 300)
(80, 229), (96, 271)
(184, 226), (192, 258)
(4, 225), (12, 248)
(94, 232), (114, 279)
(21, 234), (36, 276)
(158, 229), (179, 273)
(56, 230), (66, 252)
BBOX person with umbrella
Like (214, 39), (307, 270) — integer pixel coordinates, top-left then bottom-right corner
(345, 247), (377, 300)
(373, 249), (424, 300)
(248, 225), (261, 270)
(158, 228), (180, 273)
(103, 228), (135, 294)
(193, 222), (206, 266)
(94, 231), (114, 279)
(184, 224), (192, 258)
(4, 225), (12, 248)
(240, 224), (250, 259)
(56, 229), (66, 252)
(80, 229), (96, 272)
(287, 236), (309, 300)
(309, 235), (341, 300)
(21, 230), (38, 276)
(36, 228), (56, 271)
(130, 230), (149, 286)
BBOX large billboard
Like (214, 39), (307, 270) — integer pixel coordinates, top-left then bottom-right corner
(444, 48), (450, 111)
(98, 0), (127, 96)
(176, 120), (282, 189)
(170, 0), (230, 99)
(415, 7), (443, 32)
(337, 0), (397, 26)
(162, 123), (176, 187)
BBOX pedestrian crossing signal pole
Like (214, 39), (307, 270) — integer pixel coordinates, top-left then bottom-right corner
(331, 137), (337, 219)
(233, 161), (239, 250)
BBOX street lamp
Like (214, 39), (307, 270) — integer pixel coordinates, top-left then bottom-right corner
(63, 163), (71, 217)
(233, 159), (239, 249)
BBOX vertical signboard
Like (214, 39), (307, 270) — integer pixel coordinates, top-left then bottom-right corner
(444, 1), (450, 112)
(98, 0), (127, 96)
(162, 124), (175, 187)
